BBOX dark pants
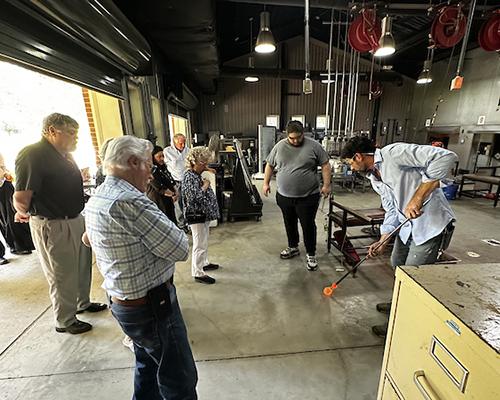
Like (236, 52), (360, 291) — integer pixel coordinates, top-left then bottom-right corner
(0, 181), (34, 252)
(175, 181), (186, 228)
(276, 192), (321, 255)
(111, 283), (198, 400)
(390, 222), (453, 267)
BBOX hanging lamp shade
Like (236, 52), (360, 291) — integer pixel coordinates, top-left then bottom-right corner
(255, 11), (276, 53)
(374, 16), (396, 57)
(417, 60), (433, 84)
(245, 56), (259, 82)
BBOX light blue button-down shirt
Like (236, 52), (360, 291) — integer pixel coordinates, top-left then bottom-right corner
(85, 176), (188, 299)
(368, 143), (457, 246)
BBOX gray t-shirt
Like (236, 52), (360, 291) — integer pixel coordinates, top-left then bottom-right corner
(266, 137), (329, 198)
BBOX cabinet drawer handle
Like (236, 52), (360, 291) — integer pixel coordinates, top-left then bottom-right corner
(414, 370), (441, 400)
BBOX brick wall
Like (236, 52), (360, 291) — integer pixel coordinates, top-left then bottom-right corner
(82, 88), (101, 166)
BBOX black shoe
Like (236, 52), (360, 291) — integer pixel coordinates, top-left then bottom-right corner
(55, 320), (92, 334)
(376, 302), (392, 315)
(76, 302), (108, 314)
(194, 275), (216, 284)
(371, 323), (388, 338)
(11, 250), (32, 255)
(0, 257), (9, 265)
(203, 263), (219, 271)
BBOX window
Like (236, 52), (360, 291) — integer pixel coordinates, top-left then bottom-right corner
(168, 114), (190, 144)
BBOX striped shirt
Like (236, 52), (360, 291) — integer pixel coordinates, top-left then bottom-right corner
(368, 143), (457, 246)
(84, 175), (188, 299)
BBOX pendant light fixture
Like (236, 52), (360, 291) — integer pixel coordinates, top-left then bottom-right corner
(255, 11), (276, 54)
(245, 18), (259, 82)
(374, 16), (396, 57)
(417, 48), (434, 85)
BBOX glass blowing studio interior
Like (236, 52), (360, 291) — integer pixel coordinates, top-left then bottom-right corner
(0, 0), (499, 399)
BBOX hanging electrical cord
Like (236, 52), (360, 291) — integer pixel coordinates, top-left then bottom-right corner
(325, 7), (335, 135)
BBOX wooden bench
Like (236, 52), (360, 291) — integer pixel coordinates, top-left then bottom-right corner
(458, 166), (500, 207)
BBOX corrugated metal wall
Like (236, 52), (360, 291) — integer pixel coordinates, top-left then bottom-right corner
(197, 36), (414, 137)
(199, 78), (280, 135)
(377, 77), (415, 145)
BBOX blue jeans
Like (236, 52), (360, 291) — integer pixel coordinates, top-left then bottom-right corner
(111, 283), (198, 400)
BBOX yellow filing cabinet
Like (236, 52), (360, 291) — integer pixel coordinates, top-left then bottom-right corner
(377, 263), (500, 400)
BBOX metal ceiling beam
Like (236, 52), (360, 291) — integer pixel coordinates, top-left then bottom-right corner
(218, 0), (493, 14)
(220, 66), (403, 83)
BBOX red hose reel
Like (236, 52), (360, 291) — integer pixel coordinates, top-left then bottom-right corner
(431, 5), (467, 49)
(478, 9), (500, 52)
(348, 9), (381, 53)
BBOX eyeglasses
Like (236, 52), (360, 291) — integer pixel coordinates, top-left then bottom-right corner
(56, 128), (78, 137)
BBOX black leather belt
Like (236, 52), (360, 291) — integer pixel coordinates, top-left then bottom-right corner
(34, 215), (79, 220)
(111, 296), (148, 306)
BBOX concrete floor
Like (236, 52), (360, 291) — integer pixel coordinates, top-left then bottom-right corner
(0, 186), (498, 400)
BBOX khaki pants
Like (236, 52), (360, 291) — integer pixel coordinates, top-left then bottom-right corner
(30, 215), (92, 329)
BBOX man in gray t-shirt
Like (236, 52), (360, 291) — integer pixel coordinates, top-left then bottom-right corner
(263, 121), (331, 271)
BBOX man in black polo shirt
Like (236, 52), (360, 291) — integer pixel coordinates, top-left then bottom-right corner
(14, 113), (106, 334)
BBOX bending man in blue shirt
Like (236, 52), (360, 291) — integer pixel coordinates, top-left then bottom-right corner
(341, 136), (458, 338)
(85, 136), (197, 400)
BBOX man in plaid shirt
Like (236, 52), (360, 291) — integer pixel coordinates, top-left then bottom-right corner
(85, 135), (197, 400)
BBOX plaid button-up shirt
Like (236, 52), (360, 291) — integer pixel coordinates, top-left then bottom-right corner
(85, 176), (188, 299)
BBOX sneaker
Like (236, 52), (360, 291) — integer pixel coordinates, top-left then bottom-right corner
(376, 302), (392, 315)
(0, 257), (9, 265)
(280, 247), (300, 259)
(306, 254), (318, 271)
(203, 263), (219, 271)
(122, 335), (135, 353)
(195, 275), (216, 284)
(371, 323), (388, 338)
(55, 320), (92, 334)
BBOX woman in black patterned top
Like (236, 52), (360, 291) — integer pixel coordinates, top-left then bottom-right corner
(147, 146), (178, 224)
(182, 147), (220, 284)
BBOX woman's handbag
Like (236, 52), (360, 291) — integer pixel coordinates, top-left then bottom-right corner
(185, 211), (207, 225)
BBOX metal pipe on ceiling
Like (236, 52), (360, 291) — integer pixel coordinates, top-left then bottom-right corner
(337, 10), (348, 138)
(303, 0), (312, 94)
(217, 0), (493, 13)
(220, 66), (403, 82)
(455, 0), (477, 78)
(325, 7), (334, 134)
(344, 46), (354, 137)
(331, 11), (341, 137)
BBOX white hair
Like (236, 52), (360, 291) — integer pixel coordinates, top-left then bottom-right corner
(103, 136), (153, 175)
(185, 146), (212, 169)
